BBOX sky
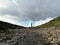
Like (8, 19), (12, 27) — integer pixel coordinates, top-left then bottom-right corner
(0, 0), (60, 27)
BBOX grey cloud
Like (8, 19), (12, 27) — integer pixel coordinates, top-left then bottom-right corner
(0, 0), (60, 21)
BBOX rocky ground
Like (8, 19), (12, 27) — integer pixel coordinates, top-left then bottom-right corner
(0, 27), (60, 45)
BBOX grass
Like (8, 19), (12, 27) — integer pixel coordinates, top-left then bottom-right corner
(35, 16), (60, 28)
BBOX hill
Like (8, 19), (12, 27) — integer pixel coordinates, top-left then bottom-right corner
(0, 21), (24, 30)
(35, 16), (60, 28)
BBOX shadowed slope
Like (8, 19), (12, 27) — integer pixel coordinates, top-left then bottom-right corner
(0, 21), (24, 30)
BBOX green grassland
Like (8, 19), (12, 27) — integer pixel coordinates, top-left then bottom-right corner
(35, 16), (60, 28)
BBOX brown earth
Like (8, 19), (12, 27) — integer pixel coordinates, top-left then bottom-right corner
(0, 27), (60, 45)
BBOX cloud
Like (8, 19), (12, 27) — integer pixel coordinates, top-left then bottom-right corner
(0, 0), (60, 26)
(0, 3), (7, 8)
(35, 17), (54, 26)
(0, 0), (10, 8)
(0, 0), (60, 21)
(0, 15), (16, 24)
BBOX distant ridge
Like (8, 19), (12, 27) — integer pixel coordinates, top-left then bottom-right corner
(0, 21), (24, 30)
(35, 16), (60, 28)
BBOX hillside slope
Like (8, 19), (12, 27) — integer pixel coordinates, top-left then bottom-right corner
(35, 16), (60, 28)
(0, 21), (24, 30)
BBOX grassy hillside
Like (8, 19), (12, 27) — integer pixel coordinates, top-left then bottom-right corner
(35, 16), (60, 28)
